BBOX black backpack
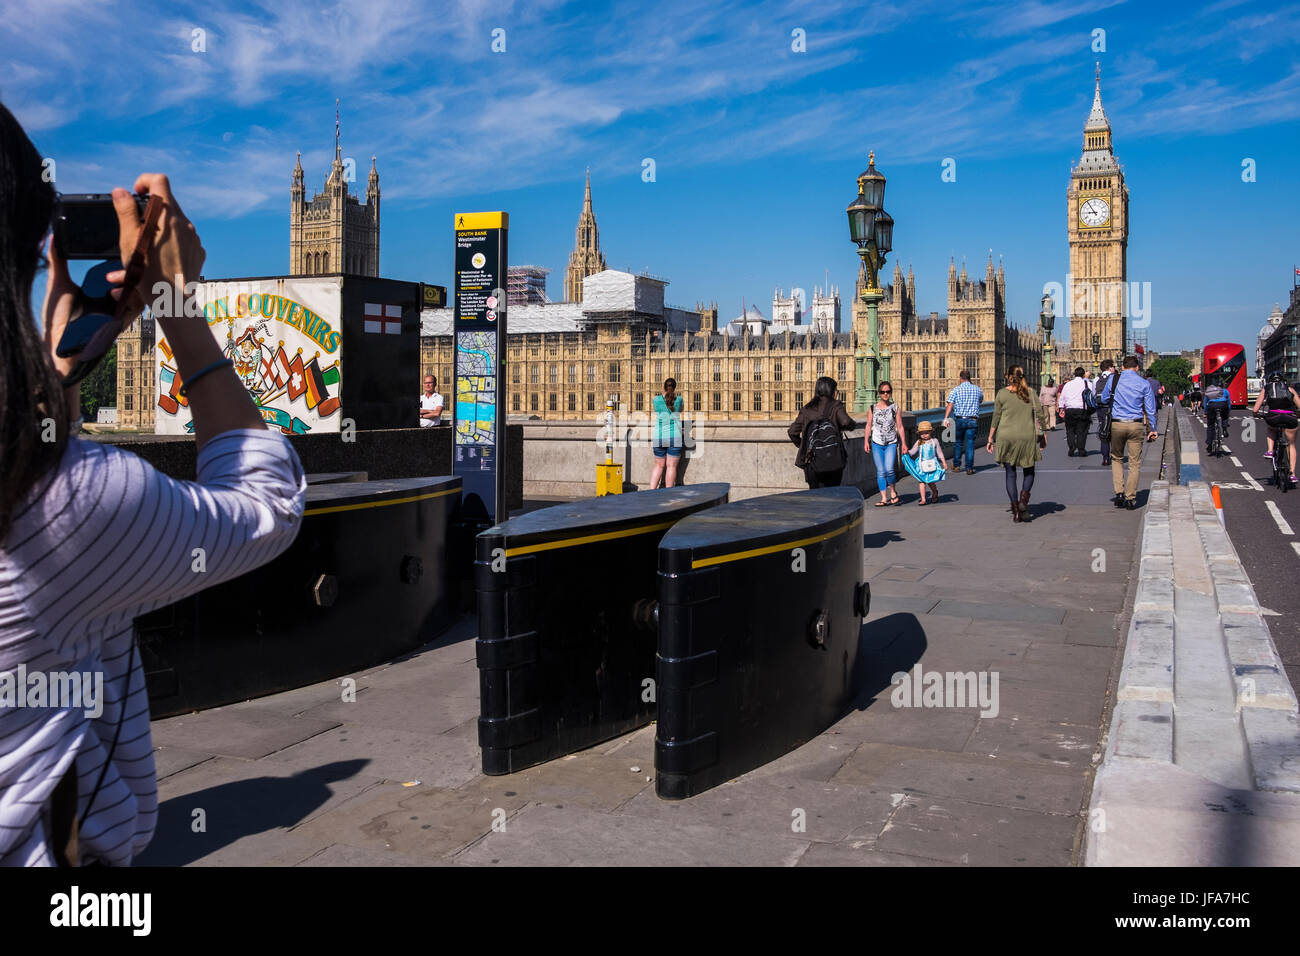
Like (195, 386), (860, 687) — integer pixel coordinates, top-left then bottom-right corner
(805, 406), (847, 473)
(1266, 380), (1291, 406)
(1082, 381), (1097, 412)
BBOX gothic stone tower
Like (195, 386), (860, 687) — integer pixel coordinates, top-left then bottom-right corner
(563, 168), (607, 303)
(1067, 63), (1128, 373)
(290, 121), (380, 277)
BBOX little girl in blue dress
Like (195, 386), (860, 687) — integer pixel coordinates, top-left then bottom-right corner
(902, 420), (947, 504)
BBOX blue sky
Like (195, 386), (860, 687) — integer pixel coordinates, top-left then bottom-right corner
(7, 0), (1299, 368)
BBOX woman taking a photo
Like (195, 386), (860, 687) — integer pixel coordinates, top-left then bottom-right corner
(865, 381), (907, 506)
(788, 376), (858, 488)
(0, 102), (306, 866)
(987, 365), (1047, 523)
(649, 377), (685, 489)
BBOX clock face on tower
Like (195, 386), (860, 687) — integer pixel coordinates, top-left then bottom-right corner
(1079, 197), (1110, 227)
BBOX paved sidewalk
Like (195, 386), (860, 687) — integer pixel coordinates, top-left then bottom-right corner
(138, 417), (1163, 866)
(1086, 408), (1300, 865)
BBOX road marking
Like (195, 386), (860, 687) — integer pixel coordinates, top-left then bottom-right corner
(1266, 500), (1295, 535)
(1293, 542), (1300, 561)
(1214, 482), (1258, 491)
(1241, 471), (1265, 491)
(1230, 456), (1242, 467)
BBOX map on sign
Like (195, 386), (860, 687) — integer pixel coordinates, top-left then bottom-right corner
(455, 330), (496, 445)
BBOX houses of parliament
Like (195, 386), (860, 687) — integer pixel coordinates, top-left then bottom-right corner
(117, 68), (1132, 428)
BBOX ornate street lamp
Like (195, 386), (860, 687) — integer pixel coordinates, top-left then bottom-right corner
(1039, 292), (1055, 388)
(1091, 332), (1101, 376)
(849, 151), (889, 410)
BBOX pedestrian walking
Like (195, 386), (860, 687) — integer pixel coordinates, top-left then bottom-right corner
(942, 369), (984, 474)
(1038, 378), (1059, 431)
(986, 365), (1047, 523)
(902, 420), (947, 504)
(865, 380), (908, 506)
(1107, 355), (1159, 509)
(1058, 367), (1091, 457)
(649, 377), (685, 489)
(789, 376), (859, 489)
(0, 104), (307, 867)
(1094, 359), (1117, 466)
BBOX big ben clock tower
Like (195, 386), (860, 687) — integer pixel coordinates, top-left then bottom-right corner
(1067, 63), (1128, 374)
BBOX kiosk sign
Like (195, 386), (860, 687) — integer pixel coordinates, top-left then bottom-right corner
(453, 211), (508, 524)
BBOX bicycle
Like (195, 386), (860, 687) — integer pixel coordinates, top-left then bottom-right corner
(1208, 412), (1225, 457)
(1256, 412), (1293, 492)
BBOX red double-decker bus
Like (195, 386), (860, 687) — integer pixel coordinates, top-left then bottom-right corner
(1202, 343), (1248, 407)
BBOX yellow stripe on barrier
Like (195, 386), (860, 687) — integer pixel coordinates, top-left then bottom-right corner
(690, 513), (864, 570)
(303, 487), (462, 517)
(504, 519), (679, 557)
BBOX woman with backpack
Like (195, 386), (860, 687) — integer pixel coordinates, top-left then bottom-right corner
(865, 380), (908, 506)
(788, 376), (859, 489)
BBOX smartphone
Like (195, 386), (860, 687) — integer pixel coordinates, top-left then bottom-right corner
(52, 193), (148, 260)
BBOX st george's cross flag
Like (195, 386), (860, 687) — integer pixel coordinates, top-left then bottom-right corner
(364, 302), (402, 334)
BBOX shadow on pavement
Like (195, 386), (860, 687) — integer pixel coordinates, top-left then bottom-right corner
(863, 530), (905, 549)
(136, 759), (369, 866)
(850, 612), (927, 712)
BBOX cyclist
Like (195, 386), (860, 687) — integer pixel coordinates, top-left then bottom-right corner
(1253, 371), (1300, 485)
(1202, 377), (1230, 454)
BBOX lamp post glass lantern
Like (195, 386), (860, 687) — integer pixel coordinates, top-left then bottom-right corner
(1039, 293), (1055, 388)
(848, 151), (889, 411)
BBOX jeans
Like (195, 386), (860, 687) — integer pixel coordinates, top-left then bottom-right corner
(871, 441), (898, 493)
(1065, 408), (1089, 454)
(953, 416), (978, 469)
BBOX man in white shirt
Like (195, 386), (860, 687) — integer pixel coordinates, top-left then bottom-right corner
(1058, 367), (1092, 457)
(420, 374), (444, 426)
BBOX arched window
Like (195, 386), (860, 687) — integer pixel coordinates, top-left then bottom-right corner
(323, 252), (329, 272)
(314, 252), (321, 273)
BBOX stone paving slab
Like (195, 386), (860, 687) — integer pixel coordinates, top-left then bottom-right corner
(149, 708), (341, 761)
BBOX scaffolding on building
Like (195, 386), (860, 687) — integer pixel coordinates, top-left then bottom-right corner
(507, 265), (551, 305)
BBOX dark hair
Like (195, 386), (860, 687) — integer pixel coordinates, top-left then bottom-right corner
(1073, 366), (1085, 378)
(1122, 355), (1140, 369)
(0, 101), (63, 541)
(877, 379), (893, 403)
(959, 369), (971, 381)
(805, 375), (837, 409)
(1100, 359), (1115, 371)
(1047, 376), (1055, 387)
(664, 377), (676, 392)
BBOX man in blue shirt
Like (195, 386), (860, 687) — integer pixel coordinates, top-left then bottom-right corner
(1108, 355), (1159, 509)
(942, 369), (984, 474)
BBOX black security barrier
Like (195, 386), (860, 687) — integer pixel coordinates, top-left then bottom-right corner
(655, 487), (868, 799)
(476, 483), (731, 775)
(139, 476), (461, 717)
(305, 471), (369, 484)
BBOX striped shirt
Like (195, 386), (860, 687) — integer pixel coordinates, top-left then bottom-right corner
(946, 381), (984, 418)
(0, 429), (305, 866)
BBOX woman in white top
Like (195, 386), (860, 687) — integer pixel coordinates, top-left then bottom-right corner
(0, 102), (305, 866)
(865, 380), (908, 506)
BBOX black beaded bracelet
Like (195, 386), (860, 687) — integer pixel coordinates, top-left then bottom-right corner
(179, 358), (234, 397)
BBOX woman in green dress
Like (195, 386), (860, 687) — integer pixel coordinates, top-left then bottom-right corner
(985, 365), (1048, 523)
